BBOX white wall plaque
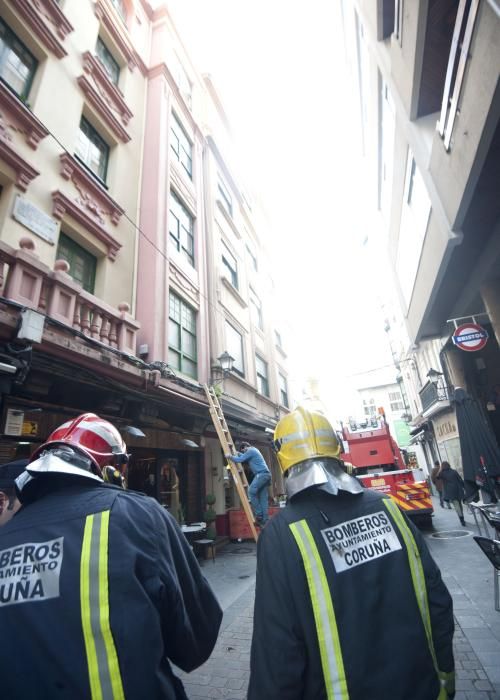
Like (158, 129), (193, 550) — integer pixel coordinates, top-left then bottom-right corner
(13, 195), (58, 244)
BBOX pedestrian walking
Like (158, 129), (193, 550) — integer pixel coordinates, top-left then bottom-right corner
(0, 459), (27, 527)
(0, 413), (222, 699)
(226, 441), (271, 526)
(439, 460), (466, 526)
(248, 406), (455, 700)
(431, 460), (450, 508)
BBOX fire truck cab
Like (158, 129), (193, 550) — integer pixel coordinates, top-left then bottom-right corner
(341, 418), (434, 527)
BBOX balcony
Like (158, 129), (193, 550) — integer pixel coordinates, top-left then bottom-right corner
(419, 380), (451, 418)
(0, 238), (139, 355)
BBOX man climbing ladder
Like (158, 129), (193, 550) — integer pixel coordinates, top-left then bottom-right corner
(203, 385), (259, 541)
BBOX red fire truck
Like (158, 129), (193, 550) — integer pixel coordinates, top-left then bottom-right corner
(341, 418), (434, 527)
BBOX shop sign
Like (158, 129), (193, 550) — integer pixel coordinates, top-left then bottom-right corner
(22, 421), (38, 437)
(12, 195), (58, 244)
(433, 412), (458, 441)
(452, 323), (488, 352)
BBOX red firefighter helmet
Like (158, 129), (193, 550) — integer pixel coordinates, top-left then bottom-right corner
(29, 413), (128, 481)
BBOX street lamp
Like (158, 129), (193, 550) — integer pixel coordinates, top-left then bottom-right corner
(426, 368), (443, 385)
(209, 351), (235, 387)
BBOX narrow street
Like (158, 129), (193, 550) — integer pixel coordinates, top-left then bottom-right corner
(178, 497), (500, 700)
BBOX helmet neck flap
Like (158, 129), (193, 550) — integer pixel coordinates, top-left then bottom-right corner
(285, 457), (364, 499)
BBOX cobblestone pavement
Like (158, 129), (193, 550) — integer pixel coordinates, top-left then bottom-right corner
(177, 500), (500, 699)
(176, 583), (255, 700)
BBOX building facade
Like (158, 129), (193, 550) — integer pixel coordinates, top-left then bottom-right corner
(0, 0), (291, 531)
(342, 0), (500, 476)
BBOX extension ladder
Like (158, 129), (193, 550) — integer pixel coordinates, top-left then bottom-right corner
(203, 384), (258, 542)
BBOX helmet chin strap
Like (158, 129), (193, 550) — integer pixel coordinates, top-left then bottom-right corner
(285, 458), (364, 500)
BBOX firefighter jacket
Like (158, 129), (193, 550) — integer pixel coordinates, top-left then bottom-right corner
(248, 487), (454, 700)
(0, 478), (223, 700)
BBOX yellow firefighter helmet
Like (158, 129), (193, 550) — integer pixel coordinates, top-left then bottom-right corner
(273, 406), (341, 473)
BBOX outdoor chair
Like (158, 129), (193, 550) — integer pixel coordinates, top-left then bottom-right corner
(469, 504), (500, 538)
(193, 538), (216, 563)
(473, 536), (500, 612)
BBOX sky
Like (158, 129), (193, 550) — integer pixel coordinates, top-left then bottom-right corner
(166, 0), (396, 418)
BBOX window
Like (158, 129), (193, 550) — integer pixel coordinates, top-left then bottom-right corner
(221, 242), (238, 289)
(0, 20), (37, 100)
(246, 244), (258, 272)
(249, 288), (263, 330)
(217, 177), (233, 217)
(111, 0), (127, 22)
(96, 37), (120, 86)
(75, 118), (109, 182)
(278, 372), (289, 408)
(275, 330), (283, 349)
(255, 355), (269, 397)
(56, 233), (97, 293)
(172, 55), (192, 108)
(168, 291), (197, 378)
(389, 392), (404, 411)
(225, 322), (244, 376)
(396, 152), (431, 307)
(169, 191), (194, 266)
(170, 114), (192, 178)
(378, 77), (395, 220)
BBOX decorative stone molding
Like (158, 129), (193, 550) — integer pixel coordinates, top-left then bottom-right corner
(52, 190), (122, 261)
(0, 83), (49, 149)
(9, 0), (73, 59)
(0, 138), (39, 191)
(94, 0), (137, 71)
(170, 164), (196, 213)
(59, 153), (124, 225)
(169, 260), (200, 308)
(82, 52), (133, 127)
(77, 75), (131, 143)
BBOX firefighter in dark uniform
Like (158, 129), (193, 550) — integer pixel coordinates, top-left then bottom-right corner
(0, 413), (222, 700)
(248, 406), (455, 700)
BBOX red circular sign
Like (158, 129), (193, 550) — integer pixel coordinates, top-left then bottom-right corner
(452, 323), (488, 352)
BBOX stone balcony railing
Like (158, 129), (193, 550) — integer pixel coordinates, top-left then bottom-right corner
(0, 237), (139, 356)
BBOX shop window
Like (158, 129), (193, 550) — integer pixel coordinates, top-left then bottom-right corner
(0, 19), (37, 100)
(169, 291), (197, 378)
(56, 233), (97, 293)
(96, 37), (120, 86)
(256, 355), (269, 397)
(75, 117), (109, 183)
(221, 241), (238, 289)
(169, 191), (194, 267)
(225, 322), (244, 376)
(170, 113), (192, 178)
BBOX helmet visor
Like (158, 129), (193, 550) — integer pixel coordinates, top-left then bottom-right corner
(27, 446), (103, 482)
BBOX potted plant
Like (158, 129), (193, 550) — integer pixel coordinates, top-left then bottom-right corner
(203, 493), (217, 540)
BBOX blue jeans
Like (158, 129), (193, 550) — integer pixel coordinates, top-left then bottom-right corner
(249, 472), (271, 523)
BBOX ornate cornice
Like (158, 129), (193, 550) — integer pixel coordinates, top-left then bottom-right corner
(0, 137), (39, 191)
(0, 82), (49, 149)
(59, 153), (124, 225)
(82, 52), (133, 126)
(52, 190), (122, 261)
(9, 0), (73, 58)
(77, 75), (131, 143)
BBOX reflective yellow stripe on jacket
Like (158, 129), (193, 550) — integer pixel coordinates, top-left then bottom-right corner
(290, 509), (447, 700)
(80, 511), (125, 700)
(383, 500), (448, 700)
(290, 520), (349, 700)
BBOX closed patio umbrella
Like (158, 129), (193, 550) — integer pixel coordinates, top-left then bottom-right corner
(454, 387), (500, 502)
